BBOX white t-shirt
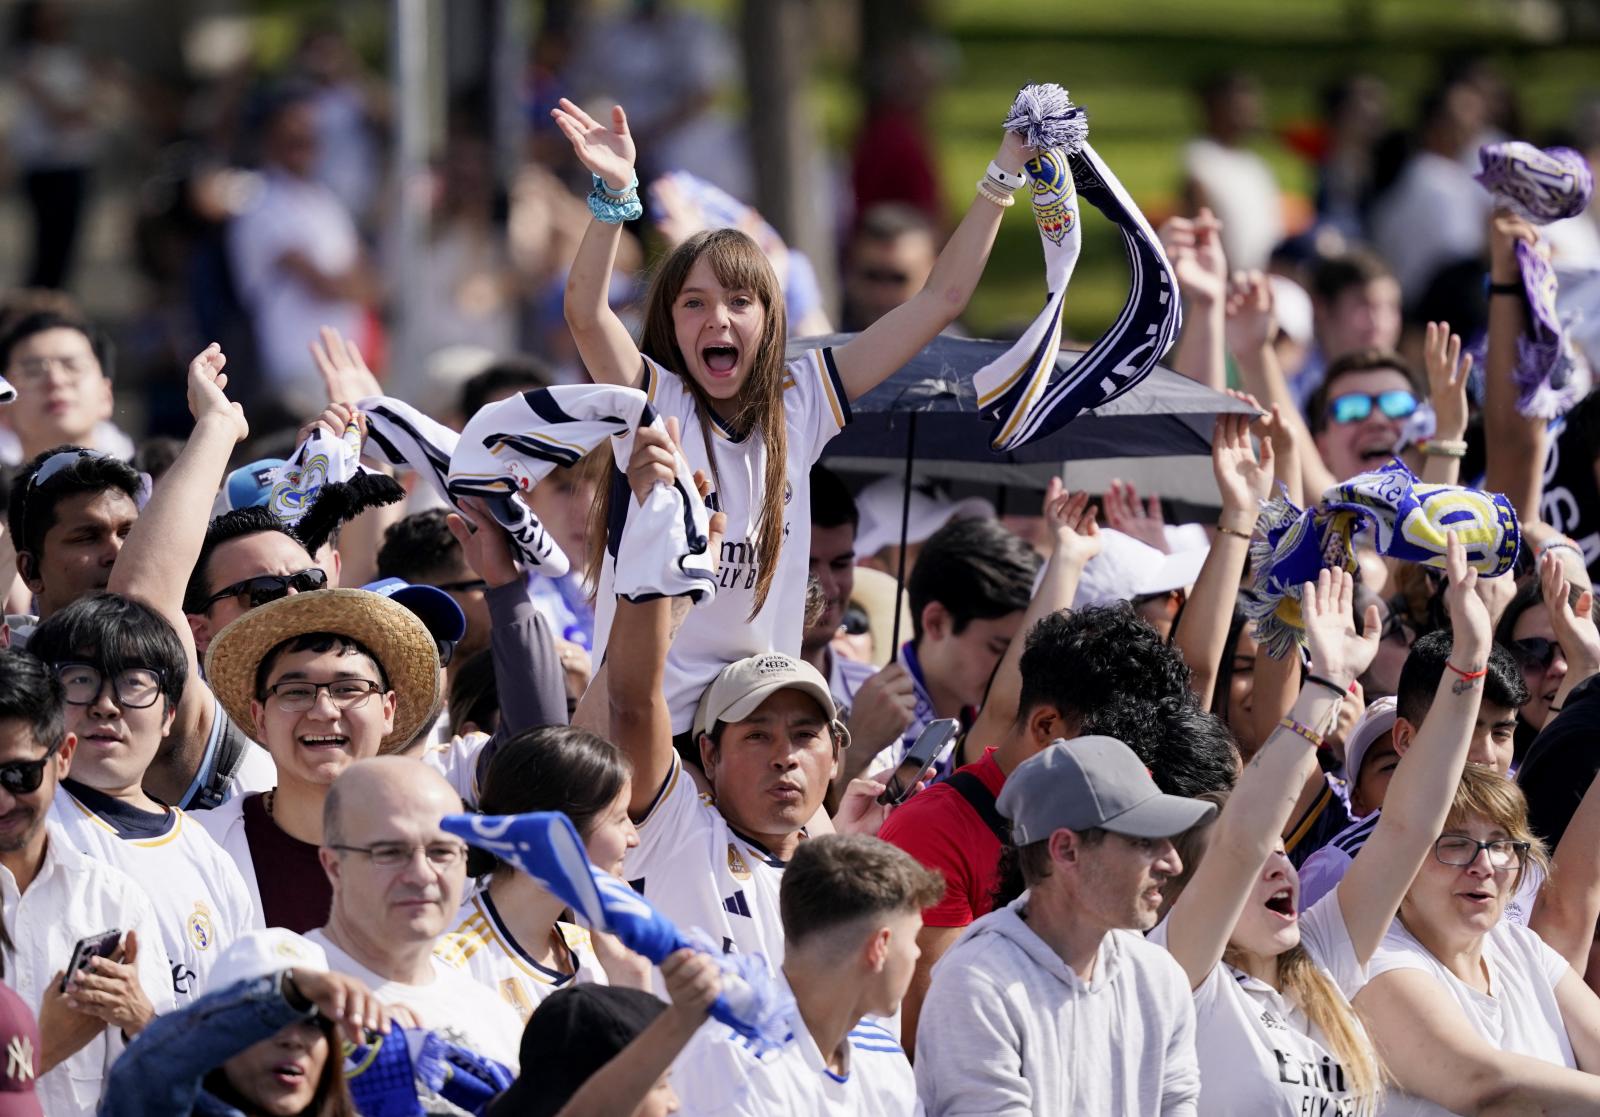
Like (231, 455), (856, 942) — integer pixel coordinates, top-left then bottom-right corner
(228, 169), (363, 407)
(418, 731), (492, 809)
(434, 889), (607, 1022)
(1370, 151), (1493, 302)
(1148, 888), (1368, 1116)
(305, 928), (524, 1070)
(51, 785), (256, 1007)
(673, 975), (920, 1116)
(623, 753), (787, 968)
(1357, 918), (1575, 1117)
(592, 348), (851, 734)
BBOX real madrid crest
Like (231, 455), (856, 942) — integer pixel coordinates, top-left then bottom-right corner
(188, 902), (214, 951)
(727, 843), (751, 881)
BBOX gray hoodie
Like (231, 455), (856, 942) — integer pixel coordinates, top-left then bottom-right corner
(915, 895), (1199, 1116)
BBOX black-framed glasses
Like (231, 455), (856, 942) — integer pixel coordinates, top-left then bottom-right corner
(1509, 636), (1562, 672)
(28, 448), (111, 492)
(328, 841), (468, 869)
(198, 567), (327, 613)
(54, 663), (165, 710)
(431, 578), (488, 594)
(0, 739), (63, 795)
(1433, 835), (1530, 870)
(435, 639), (456, 668)
(262, 678), (384, 713)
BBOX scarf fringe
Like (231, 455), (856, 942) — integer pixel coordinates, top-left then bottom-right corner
(1003, 83), (1088, 153)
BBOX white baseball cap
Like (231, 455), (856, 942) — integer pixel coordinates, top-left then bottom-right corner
(1341, 695), (1397, 789)
(853, 477), (994, 559)
(1072, 528), (1209, 609)
(208, 929), (328, 992)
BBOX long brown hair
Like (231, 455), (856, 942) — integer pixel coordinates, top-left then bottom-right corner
(587, 228), (790, 618)
(207, 1016), (359, 1117)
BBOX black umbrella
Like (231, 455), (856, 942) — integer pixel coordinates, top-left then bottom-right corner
(789, 332), (1256, 655)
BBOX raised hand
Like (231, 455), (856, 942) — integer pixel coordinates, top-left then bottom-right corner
(1104, 478), (1167, 552)
(63, 930), (155, 1037)
(1441, 530), (1492, 663)
(1161, 208), (1228, 306)
(1489, 208), (1539, 281)
(1540, 549), (1600, 679)
(1212, 412), (1275, 531)
(626, 417), (683, 506)
(288, 968), (392, 1044)
(446, 495), (522, 590)
(186, 342), (248, 442)
(551, 98), (637, 192)
(1042, 477), (1102, 567)
(310, 325), (382, 404)
(661, 948), (721, 1026)
(1423, 321), (1472, 442)
(1301, 567), (1382, 689)
(1224, 269), (1276, 357)
(846, 663), (917, 756)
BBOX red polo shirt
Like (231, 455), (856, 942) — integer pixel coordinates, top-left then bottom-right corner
(879, 746), (1007, 928)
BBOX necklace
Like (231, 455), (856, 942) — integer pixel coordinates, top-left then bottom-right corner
(263, 789), (275, 818)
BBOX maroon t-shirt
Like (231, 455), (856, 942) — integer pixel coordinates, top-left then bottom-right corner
(241, 792), (333, 933)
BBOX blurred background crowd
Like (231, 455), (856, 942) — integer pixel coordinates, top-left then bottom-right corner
(0, 0), (1597, 471)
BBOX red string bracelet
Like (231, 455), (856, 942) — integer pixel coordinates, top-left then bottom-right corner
(1445, 661), (1487, 680)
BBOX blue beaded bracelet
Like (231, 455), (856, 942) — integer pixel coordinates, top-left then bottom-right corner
(588, 175), (642, 224)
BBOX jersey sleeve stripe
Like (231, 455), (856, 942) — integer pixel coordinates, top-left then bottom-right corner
(814, 348), (851, 430)
(635, 753), (681, 829)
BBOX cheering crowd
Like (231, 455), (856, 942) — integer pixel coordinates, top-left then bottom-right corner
(1, 46), (1600, 1117)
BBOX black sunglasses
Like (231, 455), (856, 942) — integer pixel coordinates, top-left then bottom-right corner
(1509, 636), (1562, 672)
(197, 567), (328, 613)
(0, 739), (63, 796)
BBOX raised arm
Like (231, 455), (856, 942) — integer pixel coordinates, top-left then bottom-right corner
(830, 129), (1031, 401)
(1161, 210), (1229, 391)
(553, 99), (647, 388)
(964, 479), (1100, 755)
(608, 420), (703, 817)
(1176, 413), (1274, 707)
(1419, 321), (1472, 487)
(107, 345), (248, 755)
(1483, 209), (1546, 522)
(1529, 553), (1600, 968)
(1164, 568), (1377, 989)
(1339, 533), (1490, 964)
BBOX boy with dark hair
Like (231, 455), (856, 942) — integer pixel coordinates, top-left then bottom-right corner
(1306, 347), (1425, 481)
(7, 445), (143, 626)
(803, 465), (914, 774)
(1298, 628), (1528, 909)
(875, 516), (1039, 771)
(32, 593), (257, 1005)
(670, 835), (941, 1115)
(377, 510), (490, 663)
(457, 357), (557, 424)
(1287, 249), (1403, 407)
(0, 311), (122, 463)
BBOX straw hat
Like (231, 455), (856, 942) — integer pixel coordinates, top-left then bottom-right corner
(205, 589), (442, 751)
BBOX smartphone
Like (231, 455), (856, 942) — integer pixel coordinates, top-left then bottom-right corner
(877, 719), (960, 806)
(60, 929), (121, 993)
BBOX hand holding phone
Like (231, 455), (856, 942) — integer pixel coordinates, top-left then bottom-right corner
(60, 930), (121, 994)
(876, 719), (960, 806)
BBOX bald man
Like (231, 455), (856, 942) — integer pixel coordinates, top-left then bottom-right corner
(307, 757), (524, 1069)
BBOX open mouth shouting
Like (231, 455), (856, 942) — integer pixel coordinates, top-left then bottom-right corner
(1264, 887), (1297, 922)
(701, 343), (741, 380)
(1456, 885), (1495, 908)
(298, 733), (350, 752)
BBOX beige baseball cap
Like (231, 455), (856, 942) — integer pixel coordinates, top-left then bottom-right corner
(692, 653), (851, 747)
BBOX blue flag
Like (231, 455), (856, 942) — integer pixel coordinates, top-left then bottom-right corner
(442, 811), (795, 1056)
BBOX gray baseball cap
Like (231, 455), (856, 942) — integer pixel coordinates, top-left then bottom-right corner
(997, 737), (1217, 843)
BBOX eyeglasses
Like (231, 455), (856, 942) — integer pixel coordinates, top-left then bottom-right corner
(0, 740), (63, 795)
(28, 448), (111, 492)
(1509, 636), (1562, 672)
(262, 679), (384, 712)
(328, 841), (468, 869)
(11, 355), (98, 384)
(431, 578), (488, 594)
(1328, 390), (1418, 425)
(1433, 835), (1530, 869)
(54, 663), (165, 710)
(435, 639), (456, 668)
(197, 568), (327, 613)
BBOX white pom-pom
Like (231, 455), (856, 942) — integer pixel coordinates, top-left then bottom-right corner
(1003, 83), (1089, 153)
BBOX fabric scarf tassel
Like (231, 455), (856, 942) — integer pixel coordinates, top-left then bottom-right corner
(442, 811), (796, 1056)
(1246, 459), (1520, 656)
(974, 82), (1181, 451)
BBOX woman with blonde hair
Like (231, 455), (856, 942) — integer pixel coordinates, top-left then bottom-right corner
(1152, 535), (1491, 1115)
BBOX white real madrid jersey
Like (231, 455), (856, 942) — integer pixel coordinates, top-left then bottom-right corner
(592, 348), (851, 734)
(434, 888), (608, 1021)
(622, 754), (788, 970)
(672, 974), (921, 1116)
(52, 784), (256, 1005)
